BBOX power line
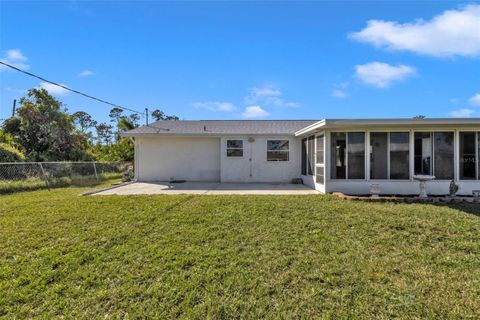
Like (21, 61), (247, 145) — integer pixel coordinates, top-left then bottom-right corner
(0, 61), (144, 116)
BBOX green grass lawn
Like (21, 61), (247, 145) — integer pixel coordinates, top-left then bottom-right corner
(0, 173), (122, 195)
(1, 184), (479, 319)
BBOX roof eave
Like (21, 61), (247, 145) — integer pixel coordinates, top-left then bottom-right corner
(294, 119), (326, 136)
(295, 118), (480, 136)
(122, 132), (299, 138)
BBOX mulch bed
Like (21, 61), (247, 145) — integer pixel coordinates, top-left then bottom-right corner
(332, 192), (480, 203)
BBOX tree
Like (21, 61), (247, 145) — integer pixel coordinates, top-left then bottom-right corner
(0, 129), (14, 144)
(95, 123), (114, 146)
(0, 143), (25, 162)
(413, 115), (426, 119)
(128, 113), (140, 127)
(109, 107), (124, 124)
(72, 111), (97, 134)
(151, 108), (179, 121)
(2, 117), (20, 137)
(1, 88), (90, 161)
(118, 117), (136, 132)
(151, 109), (165, 121)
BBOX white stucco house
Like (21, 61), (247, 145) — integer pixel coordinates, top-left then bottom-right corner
(123, 118), (480, 196)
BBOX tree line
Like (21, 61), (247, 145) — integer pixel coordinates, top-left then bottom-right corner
(0, 88), (178, 162)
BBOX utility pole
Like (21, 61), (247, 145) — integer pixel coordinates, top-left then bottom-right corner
(12, 99), (16, 117)
(145, 108), (149, 126)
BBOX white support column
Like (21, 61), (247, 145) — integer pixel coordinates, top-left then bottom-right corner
(134, 138), (139, 181)
(325, 130), (330, 192)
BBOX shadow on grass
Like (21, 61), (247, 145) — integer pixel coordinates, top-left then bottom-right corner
(0, 174), (121, 195)
(442, 203), (480, 217)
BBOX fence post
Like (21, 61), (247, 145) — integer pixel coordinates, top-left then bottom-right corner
(38, 162), (50, 189)
(93, 161), (99, 180)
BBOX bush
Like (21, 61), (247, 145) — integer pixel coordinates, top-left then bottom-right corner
(0, 130), (14, 144)
(0, 143), (25, 162)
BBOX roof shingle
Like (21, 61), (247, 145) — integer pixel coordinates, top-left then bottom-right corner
(122, 120), (318, 136)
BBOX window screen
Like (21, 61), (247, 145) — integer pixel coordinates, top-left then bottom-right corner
(316, 135), (325, 184)
(347, 132), (365, 179)
(414, 132), (432, 175)
(330, 132), (346, 179)
(370, 132), (388, 179)
(390, 132), (410, 180)
(433, 132), (454, 180)
(307, 136), (314, 174)
(301, 138), (307, 175)
(460, 132), (477, 180)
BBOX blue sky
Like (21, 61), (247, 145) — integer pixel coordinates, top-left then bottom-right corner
(1, 1), (480, 124)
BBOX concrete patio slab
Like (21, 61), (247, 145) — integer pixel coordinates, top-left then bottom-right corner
(92, 182), (318, 195)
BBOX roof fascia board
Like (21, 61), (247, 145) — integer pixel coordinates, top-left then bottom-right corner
(121, 132), (300, 138)
(294, 119), (326, 136)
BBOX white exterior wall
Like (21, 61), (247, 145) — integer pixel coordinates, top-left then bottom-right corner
(135, 136), (220, 182)
(220, 136), (302, 183)
(134, 135), (303, 183)
(326, 180), (479, 196)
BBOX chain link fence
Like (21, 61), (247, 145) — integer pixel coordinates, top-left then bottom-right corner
(0, 161), (131, 194)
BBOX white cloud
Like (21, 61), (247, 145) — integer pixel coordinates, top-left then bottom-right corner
(332, 82), (350, 98)
(250, 86), (282, 97)
(468, 93), (480, 106)
(266, 96), (299, 108)
(245, 86), (299, 108)
(449, 98), (459, 104)
(332, 89), (349, 98)
(78, 70), (94, 77)
(191, 85), (297, 118)
(6, 49), (27, 61)
(355, 62), (416, 88)
(0, 49), (29, 71)
(4, 87), (27, 94)
(450, 108), (475, 118)
(350, 5), (480, 57)
(38, 82), (70, 95)
(191, 101), (236, 112)
(242, 106), (269, 118)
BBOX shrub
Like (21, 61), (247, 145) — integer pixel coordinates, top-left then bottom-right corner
(0, 143), (25, 162)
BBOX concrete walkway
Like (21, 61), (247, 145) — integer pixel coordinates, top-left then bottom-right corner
(93, 181), (318, 195)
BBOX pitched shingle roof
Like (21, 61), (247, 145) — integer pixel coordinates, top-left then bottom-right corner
(122, 120), (318, 137)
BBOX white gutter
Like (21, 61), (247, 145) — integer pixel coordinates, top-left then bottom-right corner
(121, 132), (299, 138)
(294, 119), (326, 136)
(295, 118), (480, 136)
